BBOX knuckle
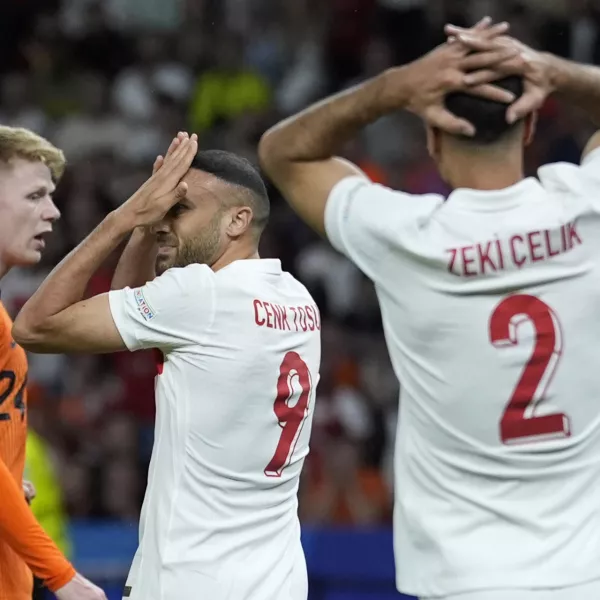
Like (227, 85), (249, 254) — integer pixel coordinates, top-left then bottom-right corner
(442, 70), (459, 88)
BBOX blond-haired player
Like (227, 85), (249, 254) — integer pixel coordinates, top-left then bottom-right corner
(0, 126), (106, 600)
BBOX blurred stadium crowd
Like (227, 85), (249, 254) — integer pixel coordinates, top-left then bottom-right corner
(1, 0), (599, 527)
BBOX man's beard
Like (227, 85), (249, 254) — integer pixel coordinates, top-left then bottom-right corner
(155, 214), (222, 275)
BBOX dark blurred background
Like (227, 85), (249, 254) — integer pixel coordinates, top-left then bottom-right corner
(1, 0), (597, 598)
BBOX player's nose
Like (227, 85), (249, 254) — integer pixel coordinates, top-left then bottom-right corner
(43, 197), (61, 222)
(150, 220), (171, 234)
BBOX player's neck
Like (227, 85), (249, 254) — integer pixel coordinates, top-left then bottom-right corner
(211, 243), (260, 273)
(447, 155), (524, 192)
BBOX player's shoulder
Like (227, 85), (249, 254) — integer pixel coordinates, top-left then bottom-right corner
(327, 175), (446, 239)
(216, 259), (316, 303)
(538, 150), (600, 201)
(331, 175), (444, 208)
(0, 302), (25, 370)
(0, 301), (10, 322)
(0, 302), (12, 341)
(154, 263), (216, 293)
(214, 259), (283, 284)
(279, 269), (317, 303)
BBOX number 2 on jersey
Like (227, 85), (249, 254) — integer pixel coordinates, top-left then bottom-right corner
(265, 352), (312, 477)
(489, 294), (570, 444)
(0, 370), (26, 422)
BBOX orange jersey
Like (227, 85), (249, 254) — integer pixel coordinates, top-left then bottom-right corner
(0, 302), (75, 599)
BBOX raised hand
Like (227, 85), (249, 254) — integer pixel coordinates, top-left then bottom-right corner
(152, 131), (190, 175)
(399, 20), (518, 136)
(445, 24), (554, 124)
(54, 572), (108, 600)
(119, 133), (198, 228)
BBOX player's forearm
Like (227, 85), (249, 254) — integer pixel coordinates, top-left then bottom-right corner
(259, 68), (406, 167)
(111, 228), (156, 291)
(14, 212), (131, 337)
(548, 54), (600, 126)
(0, 460), (75, 591)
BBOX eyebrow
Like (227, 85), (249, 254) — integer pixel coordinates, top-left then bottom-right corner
(27, 185), (55, 195)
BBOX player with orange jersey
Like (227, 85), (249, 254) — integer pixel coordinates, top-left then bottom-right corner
(0, 126), (106, 600)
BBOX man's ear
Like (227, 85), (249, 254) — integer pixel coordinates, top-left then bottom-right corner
(227, 206), (253, 238)
(523, 112), (538, 147)
(426, 126), (443, 162)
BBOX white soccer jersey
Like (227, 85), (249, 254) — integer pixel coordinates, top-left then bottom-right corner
(324, 148), (600, 598)
(108, 259), (321, 600)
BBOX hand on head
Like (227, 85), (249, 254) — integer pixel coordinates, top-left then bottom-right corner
(402, 17), (551, 136)
(152, 131), (191, 175)
(445, 21), (554, 125)
(399, 17), (517, 136)
(118, 132), (198, 228)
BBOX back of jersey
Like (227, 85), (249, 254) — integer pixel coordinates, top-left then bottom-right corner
(167, 260), (321, 560)
(324, 150), (600, 598)
(109, 259), (320, 600)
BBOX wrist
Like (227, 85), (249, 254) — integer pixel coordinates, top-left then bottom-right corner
(109, 207), (140, 235)
(46, 563), (76, 593)
(378, 66), (413, 113)
(544, 52), (568, 95)
(131, 225), (155, 242)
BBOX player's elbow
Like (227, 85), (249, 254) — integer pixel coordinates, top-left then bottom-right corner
(258, 129), (287, 180)
(12, 318), (52, 352)
(257, 133), (275, 176)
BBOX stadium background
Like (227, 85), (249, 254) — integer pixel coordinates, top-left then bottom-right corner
(0, 0), (596, 598)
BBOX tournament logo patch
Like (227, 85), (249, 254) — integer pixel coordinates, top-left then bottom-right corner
(134, 288), (155, 321)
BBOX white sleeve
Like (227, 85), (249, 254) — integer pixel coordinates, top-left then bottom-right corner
(324, 175), (443, 279)
(538, 148), (600, 211)
(108, 264), (216, 352)
(582, 147), (600, 174)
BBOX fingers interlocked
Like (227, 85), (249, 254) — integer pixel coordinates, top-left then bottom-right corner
(443, 18), (547, 126)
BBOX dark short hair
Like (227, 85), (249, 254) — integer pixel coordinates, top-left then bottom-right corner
(444, 76), (524, 144)
(190, 150), (270, 233)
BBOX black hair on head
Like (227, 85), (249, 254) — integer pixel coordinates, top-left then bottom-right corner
(190, 149), (270, 232)
(444, 76), (525, 144)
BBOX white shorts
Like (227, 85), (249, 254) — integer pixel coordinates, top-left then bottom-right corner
(421, 578), (600, 600)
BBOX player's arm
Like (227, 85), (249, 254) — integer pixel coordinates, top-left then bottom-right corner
(582, 131), (600, 162)
(111, 137), (187, 291)
(520, 54), (600, 160)
(111, 227), (157, 291)
(13, 135), (198, 354)
(259, 21), (514, 235)
(548, 57), (600, 146)
(13, 212), (131, 354)
(0, 456), (75, 591)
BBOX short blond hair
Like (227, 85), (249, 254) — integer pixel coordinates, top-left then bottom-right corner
(0, 126), (65, 181)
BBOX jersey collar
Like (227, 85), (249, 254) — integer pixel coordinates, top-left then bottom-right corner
(219, 258), (282, 275)
(446, 177), (543, 212)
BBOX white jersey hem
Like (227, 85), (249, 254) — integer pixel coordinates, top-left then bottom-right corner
(400, 568), (600, 598)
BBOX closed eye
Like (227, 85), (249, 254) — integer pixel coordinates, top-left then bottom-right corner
(27, 188), (53, 201)
(168, 203), (188, 217)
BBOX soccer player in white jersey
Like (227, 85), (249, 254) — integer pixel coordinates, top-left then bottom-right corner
(259, 16), (600, 600)
(12, 134), (321, 600)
